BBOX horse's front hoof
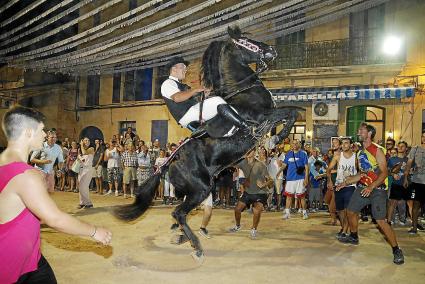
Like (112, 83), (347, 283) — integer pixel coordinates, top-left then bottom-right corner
(170, 223), (179, 232)
(191, 250), (205, 264)
(170, 234), (190, 245)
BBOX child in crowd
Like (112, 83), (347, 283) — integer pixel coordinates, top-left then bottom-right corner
(309, 160), (326, 212)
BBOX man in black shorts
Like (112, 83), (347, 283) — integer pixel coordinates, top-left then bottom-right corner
(339, 123), (404, 265)
(327, 137), (357, 240)
(229, 149), (272, 239)
(387, 141), (409, 225)
(404, 131), (425, 234)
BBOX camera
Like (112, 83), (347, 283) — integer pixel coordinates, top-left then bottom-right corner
(296, 166), (305, 175)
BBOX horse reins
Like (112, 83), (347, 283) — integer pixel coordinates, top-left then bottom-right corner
(199, 91), (205, 125)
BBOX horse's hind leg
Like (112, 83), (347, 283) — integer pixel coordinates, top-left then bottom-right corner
(172, 195), (205, 262)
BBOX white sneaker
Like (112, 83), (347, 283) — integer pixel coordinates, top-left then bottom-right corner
(104, 190), (112, 196)
(298, 208), (302, 214)
(303, 211), (309, 220)
(115, 191), (119, 197)
(250, 228), (257, 239)
(130, 194), (135, 198)
(124, 194), (128, 199)
(283, 212), (291, 219)
(228, 225), (241, 233)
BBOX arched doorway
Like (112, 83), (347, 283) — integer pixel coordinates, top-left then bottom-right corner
(79, 126), (104, 146)
(347, 106), (385, 142)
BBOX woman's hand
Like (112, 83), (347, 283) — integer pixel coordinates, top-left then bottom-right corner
(91, 226), (112, 245)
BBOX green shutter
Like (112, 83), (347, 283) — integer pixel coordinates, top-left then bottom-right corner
(347, 106), (366, 141)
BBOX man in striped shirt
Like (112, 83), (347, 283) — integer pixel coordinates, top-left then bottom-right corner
(120, 143), (138, 198)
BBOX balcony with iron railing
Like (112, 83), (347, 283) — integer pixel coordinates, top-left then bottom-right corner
(270, 37), (406, 70)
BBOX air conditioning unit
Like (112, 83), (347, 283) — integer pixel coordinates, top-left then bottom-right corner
(0, 99), (13, 108)
(312, 101), (338, 121)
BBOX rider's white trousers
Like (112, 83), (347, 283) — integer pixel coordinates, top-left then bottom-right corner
(178, 96), (227, 127)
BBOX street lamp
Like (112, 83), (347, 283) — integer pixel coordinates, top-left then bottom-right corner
(382, 36), (402, 56)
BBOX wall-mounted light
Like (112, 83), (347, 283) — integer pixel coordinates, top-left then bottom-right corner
(386, 130), (394, 139)
(306, 130), (313, 140)
(382, 35), (402, 56)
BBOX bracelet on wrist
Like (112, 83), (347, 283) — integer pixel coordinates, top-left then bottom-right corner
(90, 226), (97, 238)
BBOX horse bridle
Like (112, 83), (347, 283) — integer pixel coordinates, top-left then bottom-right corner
(218, 38), (270, 100)
(198, 37), (272, 119)
(232, 38), (270, 73)
(196, 37), (274, 131)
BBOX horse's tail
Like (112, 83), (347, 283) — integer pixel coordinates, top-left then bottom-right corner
(114, 173), (161, 221)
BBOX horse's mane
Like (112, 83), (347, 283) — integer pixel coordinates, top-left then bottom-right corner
(201, 40), (227, 90)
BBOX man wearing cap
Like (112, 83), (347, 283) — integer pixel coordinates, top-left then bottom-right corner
(161, 56), (250, 136)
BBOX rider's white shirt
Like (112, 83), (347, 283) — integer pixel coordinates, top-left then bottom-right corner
(161, 76), (181, 100)
(160, 76), (229, 131)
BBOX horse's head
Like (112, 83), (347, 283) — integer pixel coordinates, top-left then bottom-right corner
(227, 26), (277, 72)
(201, 26), (277, 90)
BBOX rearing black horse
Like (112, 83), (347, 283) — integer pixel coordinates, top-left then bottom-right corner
(115, 26), (298, 261)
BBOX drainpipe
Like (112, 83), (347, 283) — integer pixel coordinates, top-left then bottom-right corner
(75, 76), (80, 122)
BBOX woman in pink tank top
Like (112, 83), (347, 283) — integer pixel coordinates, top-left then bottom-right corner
(0, 106), (112, 283)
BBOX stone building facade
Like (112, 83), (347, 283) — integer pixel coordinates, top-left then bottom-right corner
(1, 0), (424, 150)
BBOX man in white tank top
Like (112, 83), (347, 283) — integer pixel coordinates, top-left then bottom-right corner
(327, 137), (357, 240)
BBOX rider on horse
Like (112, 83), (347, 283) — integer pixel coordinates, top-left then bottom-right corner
(116, 27), (298, 262)
(161, 56), (251, 137)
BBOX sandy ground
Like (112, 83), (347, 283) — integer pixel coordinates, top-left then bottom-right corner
(43, 192), (425, 284)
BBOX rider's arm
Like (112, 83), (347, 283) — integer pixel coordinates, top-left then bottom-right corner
(171, 89), (204, 103)
(161, 79), (205, 103)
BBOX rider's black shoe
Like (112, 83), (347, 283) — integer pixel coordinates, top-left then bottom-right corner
(217, 104), (254, 136)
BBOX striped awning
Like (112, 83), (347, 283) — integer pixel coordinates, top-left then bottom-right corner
(271, 85), (415, 102)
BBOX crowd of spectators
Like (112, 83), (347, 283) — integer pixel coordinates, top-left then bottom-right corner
(26, 125), (425, 236)
(28, 127), (182, 207)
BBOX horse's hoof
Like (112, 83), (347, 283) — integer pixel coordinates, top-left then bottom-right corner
(170, 234), (190, 245)
(191, 250), (205, 264)
(170, 223), (179, 232)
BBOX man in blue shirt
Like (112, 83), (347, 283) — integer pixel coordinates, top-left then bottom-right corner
(278, 139), (309, 220)
(30, 130), (64, 192)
